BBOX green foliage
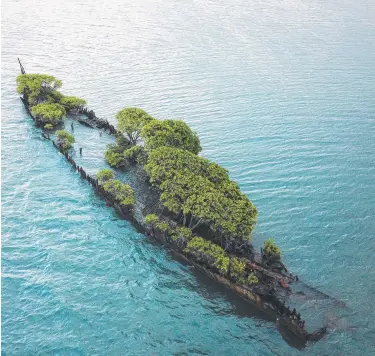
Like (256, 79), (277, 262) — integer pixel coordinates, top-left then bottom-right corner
(145, 147), (229, 186)
(104, 135), (132, 168)
(145, 147), (257, 242)
(55, 130), (75, 150)
(16, 73), (88, 118)
(115, 134), (131, 148)
(184, 237), (230, 274)
(230, 257), (246, 283)
(215, 254), (231, 274)
(247, 272), (259, 285)
(116, 107), (155, 145)
(170, 226), (193, 241)
(155, 221), (170, 233)
(17, 74), (62, 105)
(102, 180), (135, 207)
(104, 150), (123, 168)
(96, 169), (115, 183)
(144, 214), (170, 234)
(16, 74), (87, 119)
(141, 119), (201, 154)
(123, 145), (147, 165)
(144, 214), (159, 225)
(31, 103), (66, 125)
(45, 90), (64, 104)
(44, 124), (54, 130)
(264, 238), (281, 257)
(105, 142), (147, 168)
(229, 258), (258, 285)
(60, 96), (87, 111)
(104, 141), (126, 168)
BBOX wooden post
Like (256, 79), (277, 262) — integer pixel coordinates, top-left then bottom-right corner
(18, 58), (26, 74)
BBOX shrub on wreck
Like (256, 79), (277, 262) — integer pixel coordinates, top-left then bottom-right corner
(31, 103), (66, 126)
(123, 145), (147, 165)
(16, 74), (62, 106)
(229, 257), (246, 283)
(60, 96), (87, 111)
(145, 214), (159, 225)
(155, 220), (169, 233)
(116, 107), (155, 145)
(104, 148), (124, 168)
(105, 143), (147, 168)
(145, 217), (258, 284)
(184, 237), (230, 275)
(170, 226), (193, 242)
(247, 272), (259, 285)
(96, 169), (115, 184)
(44, 90), (64, 104)
(104, 135), (132, 168)
(141, 119), (201, 154)
(56, 130), (75, 150)
(144, 214), (169, 232)
(264, 238), (281, 257)
(229, 258), (259, 285)
(16, 74), (87, 114)
(184, 238), (260, 284)
(145, 146), (229, 186)
(144, 214), (172, 240)
(168, 225), (194, 250)
(144, 215), (194, 246)
(143, 222), (259, 284)
(145, 147), (257, 243)
(102, 179), (135, 208)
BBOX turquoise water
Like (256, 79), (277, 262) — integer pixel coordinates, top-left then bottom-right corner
(2, 0), (375, 354)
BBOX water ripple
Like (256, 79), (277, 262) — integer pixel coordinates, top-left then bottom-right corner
(2, 0), (375, 355)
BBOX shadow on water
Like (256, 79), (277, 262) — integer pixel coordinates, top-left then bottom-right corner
(134, 232), (307, 350)
(173, 250), (308, 350)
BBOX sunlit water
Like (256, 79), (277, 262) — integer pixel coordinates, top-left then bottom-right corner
(2, 0), (375, 354)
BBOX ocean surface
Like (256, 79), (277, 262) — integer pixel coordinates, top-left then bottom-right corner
(2, 0), (375, 354)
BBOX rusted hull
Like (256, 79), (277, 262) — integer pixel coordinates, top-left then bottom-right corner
(17, 58), (329, 345)
(144, 230), (327, 343)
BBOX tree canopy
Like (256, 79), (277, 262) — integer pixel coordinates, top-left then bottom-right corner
(31, 103), (66, 125)
(104, 135), (131, 168)
(105, 140), (146, 168)
(45, 90), (64, 104)
(144, 215), (259, 284)
(141, 119), (201, 154)
(96, 169), (115, 183)
(60, 96), (87, 111)
(264, 238), (281, 257)
(184, 236), (230, 274)
(56, 130), (75, 150)
(17, 74), (62, 105)
(16, 74), (88, 115)
(102, 179), (135, 208)
(116, 107), (155, 145)
(144, 147), (257, 242)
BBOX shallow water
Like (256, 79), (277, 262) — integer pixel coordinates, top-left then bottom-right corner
(2, 0), (375, 354)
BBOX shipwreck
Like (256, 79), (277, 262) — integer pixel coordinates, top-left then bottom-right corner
(16, 58), (346, 347)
